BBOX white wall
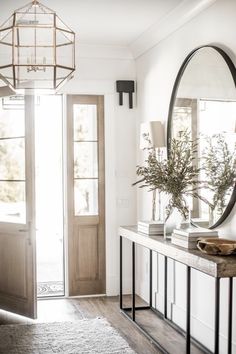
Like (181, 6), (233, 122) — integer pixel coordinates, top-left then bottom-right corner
(135, 0), (236, 352)
(60, 44), (137, 296)
(49, 1), (236, 349)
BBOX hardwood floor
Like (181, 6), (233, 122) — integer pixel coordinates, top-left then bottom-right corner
(0, 296), (204, 354)
(0, 296), (159, 354)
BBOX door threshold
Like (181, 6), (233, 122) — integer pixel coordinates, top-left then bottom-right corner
(37, 295), (65, 301)
(68, 294), (106, 299)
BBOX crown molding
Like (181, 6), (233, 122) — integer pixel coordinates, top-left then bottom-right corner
(130, 0), (217, 59)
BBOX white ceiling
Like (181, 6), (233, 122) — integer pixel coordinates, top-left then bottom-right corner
(0, 0), (183, 46)
(0, 0), (216, 57)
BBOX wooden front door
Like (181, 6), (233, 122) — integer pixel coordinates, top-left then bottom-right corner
(0, 95), (37, 318)
(67, 95), (105, 296)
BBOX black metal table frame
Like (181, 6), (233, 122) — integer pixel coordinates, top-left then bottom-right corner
(119, 236), (234, 354)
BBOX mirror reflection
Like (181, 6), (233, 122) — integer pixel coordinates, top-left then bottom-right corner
(169, 47), (236, 228)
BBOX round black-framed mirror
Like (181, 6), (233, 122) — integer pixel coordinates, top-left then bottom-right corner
(167, 45), (236, 229)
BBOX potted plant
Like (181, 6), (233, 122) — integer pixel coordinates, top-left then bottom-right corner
(133, 131), (203, 235)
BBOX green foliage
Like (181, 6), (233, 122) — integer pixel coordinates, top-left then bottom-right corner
(202, 133), (236, 214)
(133, 131), (201, 220)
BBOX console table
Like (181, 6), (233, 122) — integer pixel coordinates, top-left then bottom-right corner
(119, 226), (236, 354)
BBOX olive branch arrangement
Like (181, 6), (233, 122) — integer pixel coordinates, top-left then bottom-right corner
(202, 133), (236, 215)
(133, 131), (203, 220)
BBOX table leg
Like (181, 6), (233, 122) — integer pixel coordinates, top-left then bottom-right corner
(150, 250), (153, 308)
(186, 266), (191, 354)
(119, 236), (123, 310)
(132, 241), (135, 321)
(228, 277), (233, 354)
(214, 278), (220, 354)
(164, 256), (168, 319)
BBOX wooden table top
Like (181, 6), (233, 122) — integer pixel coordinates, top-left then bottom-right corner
(119, 226), (236, 278)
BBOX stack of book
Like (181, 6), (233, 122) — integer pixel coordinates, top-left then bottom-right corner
(138, 221), (164, 236)
(171, 227), (219, 249)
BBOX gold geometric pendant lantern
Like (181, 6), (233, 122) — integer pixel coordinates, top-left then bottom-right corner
(0, 0), (75, 90)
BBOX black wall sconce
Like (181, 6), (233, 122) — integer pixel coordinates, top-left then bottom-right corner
(116, 80), (135, 109)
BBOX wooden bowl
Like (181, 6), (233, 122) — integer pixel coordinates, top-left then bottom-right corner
(197, 238), (236, 256)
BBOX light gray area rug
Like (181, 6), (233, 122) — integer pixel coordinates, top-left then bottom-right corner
(0, 318), (136, 354)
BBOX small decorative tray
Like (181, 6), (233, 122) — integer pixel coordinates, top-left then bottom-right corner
(197, 238), (236, 256)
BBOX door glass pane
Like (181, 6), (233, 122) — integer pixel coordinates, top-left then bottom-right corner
(0, 96), (26, 224)
(173, 106), (192, 138)
(73, 102), (99, 216)
(0, 139), (25, 180)
(74, 179), (98, 215)
(0, 181), (25, 223)
(74, 142), (98, 178)
(73, 104), (97, 141)
(0, 100), (24, 138)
